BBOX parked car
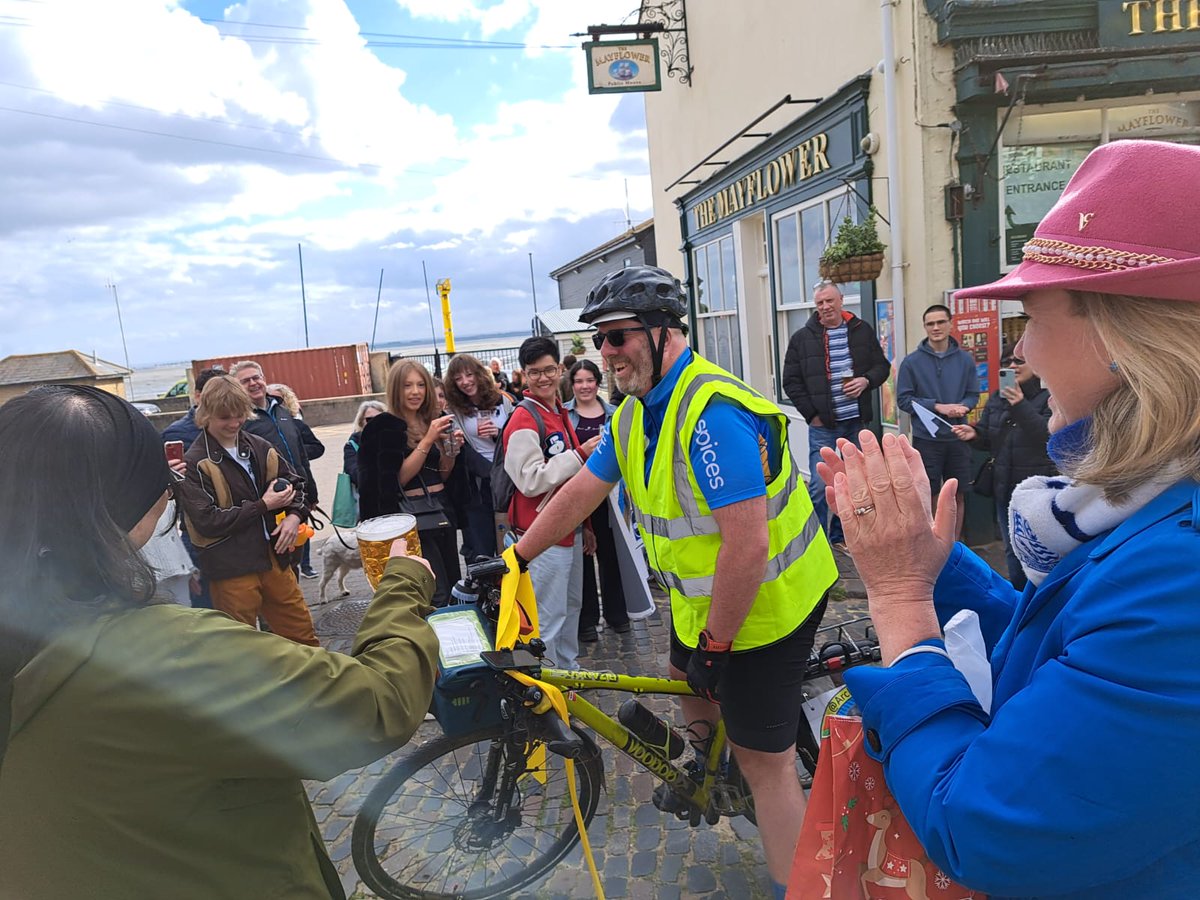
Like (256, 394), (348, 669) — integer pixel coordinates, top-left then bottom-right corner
(131, 401), (161, 415)
(163, 380), (189, 399)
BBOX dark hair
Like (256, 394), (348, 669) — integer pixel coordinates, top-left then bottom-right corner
(444, 354), (501, 415)
(519, 336), (559, 368)
(562, 354), (577, 369)
(569, 359), (603, 387)
(0, 387), (162, 721)
(194, 366), (226, 397)
(923, 304), (952, 322)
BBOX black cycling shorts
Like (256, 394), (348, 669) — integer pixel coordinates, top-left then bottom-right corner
(669, 594), (829, 754)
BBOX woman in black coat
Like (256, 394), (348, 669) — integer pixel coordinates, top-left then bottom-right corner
(952, 354), (1057, 589)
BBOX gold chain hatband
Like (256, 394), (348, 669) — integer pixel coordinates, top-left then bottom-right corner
(1022, 238), (1173, 272)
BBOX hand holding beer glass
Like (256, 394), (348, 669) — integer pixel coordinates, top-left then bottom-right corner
(357, 514), (423, 589)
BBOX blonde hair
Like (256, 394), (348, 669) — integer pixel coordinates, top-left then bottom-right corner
(1066, 291), (1200, 501)
(385, 360), (438, 448)
(267, 383), (301, 418)
(353, 400), (386, 431)
(195, 376), (255, 428)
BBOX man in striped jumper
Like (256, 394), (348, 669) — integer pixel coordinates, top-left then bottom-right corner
(781, 280), (891, 552)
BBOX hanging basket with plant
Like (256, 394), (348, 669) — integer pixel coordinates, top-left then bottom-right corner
(819, 206), (886, 284)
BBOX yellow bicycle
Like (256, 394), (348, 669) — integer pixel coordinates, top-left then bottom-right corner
(351, 557), (878, 899)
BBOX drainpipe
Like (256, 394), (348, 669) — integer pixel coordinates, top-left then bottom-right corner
(880, 0), (908, 363)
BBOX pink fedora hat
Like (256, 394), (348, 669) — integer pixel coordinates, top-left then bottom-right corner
(957, 140), (1200, 302)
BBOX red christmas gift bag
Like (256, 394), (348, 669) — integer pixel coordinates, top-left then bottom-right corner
(787, 715), (985, 899)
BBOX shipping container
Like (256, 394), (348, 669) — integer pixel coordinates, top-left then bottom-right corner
(193, 344), (372, 402)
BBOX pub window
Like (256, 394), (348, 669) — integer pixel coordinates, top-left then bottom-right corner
(998, 100), (1200, 270)
(772, 188), (862, 396)
(693, 235), (742, 378)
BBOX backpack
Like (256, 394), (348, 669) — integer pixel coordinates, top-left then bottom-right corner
(491, 398), (546, 513)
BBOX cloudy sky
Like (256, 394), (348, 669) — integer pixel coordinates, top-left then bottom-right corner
(0, 0), (652, 366)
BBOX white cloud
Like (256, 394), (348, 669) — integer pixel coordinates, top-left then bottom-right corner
(0, 0), (651, 364)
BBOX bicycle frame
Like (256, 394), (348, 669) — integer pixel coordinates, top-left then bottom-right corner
(535, 667), (735, 817)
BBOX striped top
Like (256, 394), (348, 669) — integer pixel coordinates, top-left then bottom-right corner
(827, 324), (857, 422)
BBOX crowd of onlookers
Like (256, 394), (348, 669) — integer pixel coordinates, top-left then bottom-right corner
(143, 344), (630, 669)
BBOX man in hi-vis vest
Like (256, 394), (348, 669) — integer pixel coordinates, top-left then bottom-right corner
(512, 266), (836, 899)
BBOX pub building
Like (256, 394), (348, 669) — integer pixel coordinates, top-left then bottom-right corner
(632, 0), (1198, 537)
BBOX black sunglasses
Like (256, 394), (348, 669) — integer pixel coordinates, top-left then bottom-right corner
(591, 326), (644, 350)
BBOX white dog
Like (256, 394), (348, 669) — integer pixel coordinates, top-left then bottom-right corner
(318, 533), (362, 601)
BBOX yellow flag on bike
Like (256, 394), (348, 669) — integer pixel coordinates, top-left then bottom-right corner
(497, 546), (539, 650)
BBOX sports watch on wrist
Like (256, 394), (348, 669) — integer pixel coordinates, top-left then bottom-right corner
(697, 629), (731, 653)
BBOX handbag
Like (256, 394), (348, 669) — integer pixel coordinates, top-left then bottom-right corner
(331, 472), (358, 529)
(399, 474), (453, 532)
(971, 457), (996, 497)
(787, 715), (985, 899)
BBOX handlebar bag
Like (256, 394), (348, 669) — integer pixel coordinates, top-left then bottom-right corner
(427, 604), (504, 738)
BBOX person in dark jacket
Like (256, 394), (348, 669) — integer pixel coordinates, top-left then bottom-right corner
(896, 304), (981, 536)
(951, 354), (1056, 588)
(358, 360), (462, 607)
(176, 376), (318, 645)
(160, 365), (229, 609)
(231, 361), (323, 577)
(781, 280), (890, 548)
(344, 400), (387, 489)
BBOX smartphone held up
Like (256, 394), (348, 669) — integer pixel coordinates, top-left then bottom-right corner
(998, 368), (1017, 392)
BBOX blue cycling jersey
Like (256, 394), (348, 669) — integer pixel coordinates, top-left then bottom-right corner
(586, 349), (777, 511)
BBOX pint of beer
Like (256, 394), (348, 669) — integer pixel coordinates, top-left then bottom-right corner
(356, 514), (420, 589)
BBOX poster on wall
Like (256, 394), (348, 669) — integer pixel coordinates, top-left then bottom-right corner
(875, 299), (897, 427)
(949, 295), (1000, 425)
(1001, 142), (1094, 266)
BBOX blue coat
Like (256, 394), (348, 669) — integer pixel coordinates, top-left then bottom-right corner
(844, 480), (1200, 898)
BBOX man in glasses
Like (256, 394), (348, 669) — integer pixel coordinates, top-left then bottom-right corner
(896, 303), (981, 536)
(781, 279), (891, 553)
(501, 336), (602, 669)
(511, 265), (836, 900)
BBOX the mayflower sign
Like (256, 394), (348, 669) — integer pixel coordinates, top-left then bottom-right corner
(584, 40), (662, 94)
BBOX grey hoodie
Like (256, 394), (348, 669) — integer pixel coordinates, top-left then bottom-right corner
(896, 337), (980, 441)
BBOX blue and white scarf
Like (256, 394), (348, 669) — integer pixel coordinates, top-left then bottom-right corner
(1008, 418), (1175, 586)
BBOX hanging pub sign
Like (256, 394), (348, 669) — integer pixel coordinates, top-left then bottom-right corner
(584, 39), (662, 94)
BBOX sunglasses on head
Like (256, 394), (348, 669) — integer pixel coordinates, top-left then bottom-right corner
(591, 326), (644, 350)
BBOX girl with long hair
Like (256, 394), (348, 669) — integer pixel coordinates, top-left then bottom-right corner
(444, 353), (513, 561)
(358, 359), (462, 605)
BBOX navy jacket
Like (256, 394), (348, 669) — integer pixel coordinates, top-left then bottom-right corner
(896, 337), (979, 441)
(161, 407), (202, 448)
(845, 482), (1200, 898)
(244, 397), (320, 504)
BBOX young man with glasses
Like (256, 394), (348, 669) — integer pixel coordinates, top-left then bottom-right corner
(781, 279), (891, 552)
(511, 266), (836, 900)
(896, 303), (981, 536)
(501, 336), (601, 669)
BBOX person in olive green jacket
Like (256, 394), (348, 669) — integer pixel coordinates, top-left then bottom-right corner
(0, 385), (439, 900)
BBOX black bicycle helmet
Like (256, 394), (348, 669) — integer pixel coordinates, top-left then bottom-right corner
(579, 265), (688, 325)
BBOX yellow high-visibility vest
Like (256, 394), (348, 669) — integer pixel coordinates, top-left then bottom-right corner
(610, 354), (836, 650)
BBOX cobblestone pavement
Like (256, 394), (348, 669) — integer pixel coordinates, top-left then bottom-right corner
(299, 550), (873, 900)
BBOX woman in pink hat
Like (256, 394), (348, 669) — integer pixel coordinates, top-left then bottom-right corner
(816, 140), (1200, 899)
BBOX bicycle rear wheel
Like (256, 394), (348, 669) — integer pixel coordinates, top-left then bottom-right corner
(352, 724), (604, 900)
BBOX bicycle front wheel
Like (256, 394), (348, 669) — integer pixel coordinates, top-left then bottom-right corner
(351, 724), (604, 900)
